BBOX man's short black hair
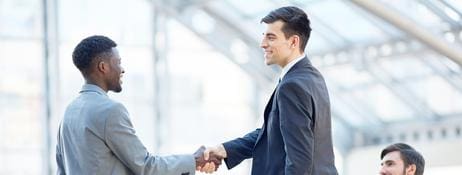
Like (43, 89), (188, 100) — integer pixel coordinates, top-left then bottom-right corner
(72, 35), (117, 75)
(261, 6), (312, 51)
(381, 143), (425, 175)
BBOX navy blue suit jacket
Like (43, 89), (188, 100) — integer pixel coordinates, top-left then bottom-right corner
(223, 57), (338, 175)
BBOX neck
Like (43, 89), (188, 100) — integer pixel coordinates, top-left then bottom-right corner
(85, 76), (108, 92)
(280, 51), (304, 68)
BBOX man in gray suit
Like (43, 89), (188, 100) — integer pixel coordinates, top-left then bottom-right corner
(201, 6), (338, 175)
(56, 35), (219, 175)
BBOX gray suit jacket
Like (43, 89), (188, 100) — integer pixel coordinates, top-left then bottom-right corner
(56, 84), (195, 175)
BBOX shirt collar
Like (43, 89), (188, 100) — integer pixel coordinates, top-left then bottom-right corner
(279, 54), (306, 81)
(80, 84), (108, 97)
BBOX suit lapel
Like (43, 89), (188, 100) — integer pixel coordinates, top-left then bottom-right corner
(263, 89), (276, 121)
(255, 85), (278, 145)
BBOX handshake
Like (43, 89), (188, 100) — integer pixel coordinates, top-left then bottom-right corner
(193, 145), (227, 174)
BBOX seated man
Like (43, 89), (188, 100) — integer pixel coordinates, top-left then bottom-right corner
(380, 143), (425, 175)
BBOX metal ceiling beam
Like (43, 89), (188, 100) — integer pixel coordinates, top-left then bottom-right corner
(312, 40), (461, 121)
(364, 60), (441, 120)
(342, 1), (400, 37)
(331, 63), (462, 98)
(419, 54), (462, 92)
(284, 0), (354, 53)
(311, 33), (462, 95)
(418, 0), (461, 28)
(327, 80), (384, 128)
(311, 29), (462, 63)
(351, 0), (462, 66)
(440, 0), (462, 20)
(311, 35), (413, 58)
(315, 44), (443, 122)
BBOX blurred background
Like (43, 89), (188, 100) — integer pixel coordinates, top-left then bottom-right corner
(1, 0), (462, 174)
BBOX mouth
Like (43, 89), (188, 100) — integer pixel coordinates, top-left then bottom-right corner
(264, 51), (272, 58)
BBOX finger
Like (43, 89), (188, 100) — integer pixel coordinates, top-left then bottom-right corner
(206, 163), (216, 174)
(199, 164), (206, 173)
(202, 162), (211, 172)
(198, 166), (202, 172)
(210, 155), (222, 165)
(210, 159), (221, 166)
(199, 162), (208, 173)
(207, 163), (215, 173)
(212, 162), (219, 171)
(214, 157), (222, 165)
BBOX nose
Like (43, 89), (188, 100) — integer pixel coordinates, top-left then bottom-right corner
(121, 67), (125, 74)
(260, 38), (268, 49)
(379, 166), (387, 175)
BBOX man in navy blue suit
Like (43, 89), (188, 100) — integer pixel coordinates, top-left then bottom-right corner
(199, 6), (338, 175)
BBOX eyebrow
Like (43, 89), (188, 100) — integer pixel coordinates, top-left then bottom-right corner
(264, 33), (277, 37)
(381, 160), (394, 165)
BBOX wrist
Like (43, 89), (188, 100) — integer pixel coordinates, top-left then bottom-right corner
(218, 144), (227, 158)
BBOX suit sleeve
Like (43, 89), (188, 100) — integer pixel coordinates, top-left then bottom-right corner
(222, 129), (260, 169)
(104, 103), (196, 175)
(56, 124), (66, 175)
(277, 81), (314, 175)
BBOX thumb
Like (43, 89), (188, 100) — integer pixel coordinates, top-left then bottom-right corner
(203, 148), (210, 161)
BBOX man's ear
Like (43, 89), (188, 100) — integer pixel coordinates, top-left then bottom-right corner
(405, 164), (416, 175)
(97, 61), (108, 73)
(290, 35), (300, 49)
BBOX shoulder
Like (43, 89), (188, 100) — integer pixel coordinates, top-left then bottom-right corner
(106, 100), (129, 117)
(104, 101), (132, 129)
(91, 97), (129, 124)
(277, 79), (311, 99)
(284, 63), (327, 89)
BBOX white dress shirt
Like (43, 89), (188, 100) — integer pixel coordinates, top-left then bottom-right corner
(279, 54), (306, 81)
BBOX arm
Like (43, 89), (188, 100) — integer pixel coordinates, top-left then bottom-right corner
(278, 82), (314, 175)
(56, 124), (66, 175)
(104, 103), (196, 175)
(221, 129), (260, 169)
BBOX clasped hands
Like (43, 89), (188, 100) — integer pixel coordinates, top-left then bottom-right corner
(193, 145), (227, 174)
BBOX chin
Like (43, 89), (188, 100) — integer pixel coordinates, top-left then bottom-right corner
(264, 58), (273, 65)
(265, 59), (274, 65)
(112, 85), (122, 93)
